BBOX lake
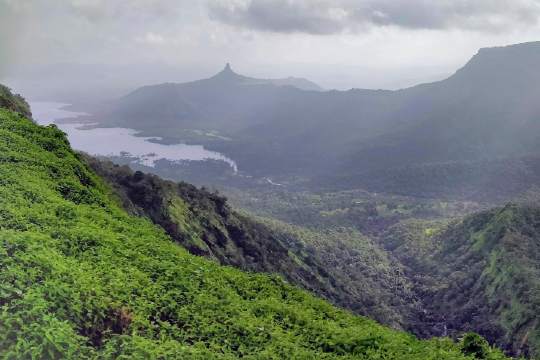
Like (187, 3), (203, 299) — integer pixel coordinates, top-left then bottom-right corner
(30, 102), (238, 171)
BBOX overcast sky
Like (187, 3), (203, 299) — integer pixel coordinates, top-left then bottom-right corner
(2, 0), (540, 90)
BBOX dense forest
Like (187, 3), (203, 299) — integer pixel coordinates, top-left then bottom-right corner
(225, 188), (540, 358)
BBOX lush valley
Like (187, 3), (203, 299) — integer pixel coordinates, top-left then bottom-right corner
(33, 41), (540, 357)
(0, 87), (513, 358)
(85, 140), (540, 358)
(225, 188), (540, 358)
(86, 157), (418, 331)
(82, 153), (540, 358)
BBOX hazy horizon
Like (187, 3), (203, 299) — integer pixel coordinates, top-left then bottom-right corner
(2, 0), (540, 96)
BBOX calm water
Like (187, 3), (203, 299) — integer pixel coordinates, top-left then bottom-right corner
(30, 102), (238, 171)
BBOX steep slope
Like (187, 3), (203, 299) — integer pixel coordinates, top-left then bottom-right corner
(428, 204), (540, 358)
(85, 157), (352, 304)
(0, 108), (506, 357)
(382, 205), (540, 358)
(86, 158), (416, 330)
(0, 84), (31, 117)
(332, 41), (540, 194)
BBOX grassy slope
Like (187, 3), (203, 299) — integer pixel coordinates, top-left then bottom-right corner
(0, 109), (511, 358)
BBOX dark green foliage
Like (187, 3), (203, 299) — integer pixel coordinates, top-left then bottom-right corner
(102, 162), (538, 358)
(254, 218), (418, 329)
(382, 205), (540, 358)
(426, 205), (540, 358)
(227, 186), (540, 358)
(87, 157), (326, 271)
(0, 108), (508, 358)
(323, 157), (540, 203)
(461, 333), (491, 359)
(225, 187), (477, 235)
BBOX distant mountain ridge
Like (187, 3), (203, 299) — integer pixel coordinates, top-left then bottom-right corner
(93, 41), (540, 200)
(328, 41), (540, 195)
(206, 63), (323, 91)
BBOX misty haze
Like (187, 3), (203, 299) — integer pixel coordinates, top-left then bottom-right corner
(2, 1), (540, 359)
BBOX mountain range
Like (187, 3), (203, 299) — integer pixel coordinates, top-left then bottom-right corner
(89, 41), (540, 202)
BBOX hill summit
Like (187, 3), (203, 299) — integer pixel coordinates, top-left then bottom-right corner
(209, 63), (250, 83)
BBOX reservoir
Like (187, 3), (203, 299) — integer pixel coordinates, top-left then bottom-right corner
(30, 102), (238, 171)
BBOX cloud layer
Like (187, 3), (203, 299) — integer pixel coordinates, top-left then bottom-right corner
(209, 0), (540, 34)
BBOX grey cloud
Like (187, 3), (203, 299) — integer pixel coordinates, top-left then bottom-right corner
(0, 0), (197, 73)
(0, 0), (30, 77)
(65, 0), (185, 22)
(208, 0), (349, 34)
(208, 0), (540, 34)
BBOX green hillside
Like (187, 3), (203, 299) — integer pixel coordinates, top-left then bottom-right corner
(85, 157), (346, 305)
(428, 205), (540, 358)
(0, 84), (31, 118)
(381, 206), (540, 358)
(0, 99), (510, 357)
(226, 186), (540, 358)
